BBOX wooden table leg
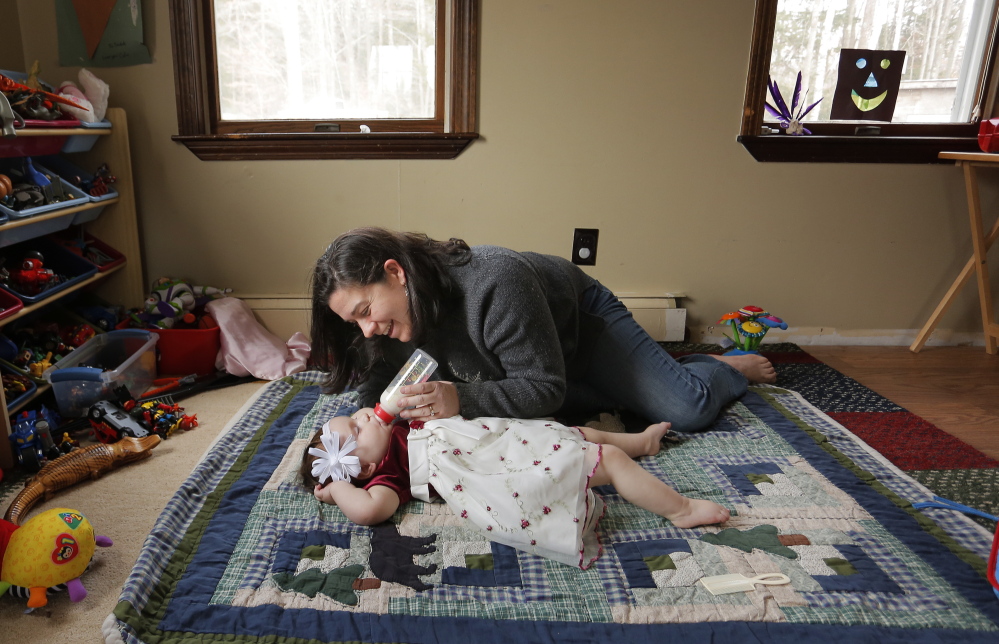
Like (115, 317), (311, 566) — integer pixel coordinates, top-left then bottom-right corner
(964, 163), (999, 354)
(910, 208), (999, 352)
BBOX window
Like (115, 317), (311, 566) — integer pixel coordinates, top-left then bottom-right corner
(169, 0), (479, 160)
(739, 0), (999, 163)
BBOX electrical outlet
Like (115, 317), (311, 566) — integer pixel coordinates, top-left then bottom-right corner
(571, 228), (599, 266)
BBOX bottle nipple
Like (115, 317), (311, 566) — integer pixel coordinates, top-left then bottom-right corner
(373, 403), (395, 424)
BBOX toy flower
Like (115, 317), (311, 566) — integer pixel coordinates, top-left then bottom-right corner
(309, 421), (361, 484)
(766, 72), (822, 135)
(740, 321), (766, 338)
(759, 315), (788, 330)
(717, 306), (787, 353)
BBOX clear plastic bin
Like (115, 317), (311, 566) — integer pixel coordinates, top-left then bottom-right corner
(43, 329), (157, 417)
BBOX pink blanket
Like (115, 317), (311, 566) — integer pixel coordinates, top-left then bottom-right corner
(206, 298), (310, 380)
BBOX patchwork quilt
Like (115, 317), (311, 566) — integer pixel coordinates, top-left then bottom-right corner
(104, 372), (999, 643)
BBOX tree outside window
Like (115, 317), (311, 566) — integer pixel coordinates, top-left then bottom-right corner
(169, 0), (479, 160)
(740, 0), (999, 163)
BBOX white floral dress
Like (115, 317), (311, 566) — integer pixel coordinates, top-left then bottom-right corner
(408, 416), (605, 569)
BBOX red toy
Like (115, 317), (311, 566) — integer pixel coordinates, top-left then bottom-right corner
(0, 72), (88, 111)
(979, 118), (999, 153)
(9, 252), (59, 296)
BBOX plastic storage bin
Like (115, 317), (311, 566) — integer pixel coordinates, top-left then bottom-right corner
(43, 329), (158, 417)
(36, 155), (118, 224)
(152, 317), (221, 377)
(62, 119), (112, 153)
(52, 231), (125, 272)
(0, 237), (99, 304)
(0, 305), (105, 383)
(0, 288), (24, 322)
(0, 159), (91, 217)
(0, 70), (80, 157)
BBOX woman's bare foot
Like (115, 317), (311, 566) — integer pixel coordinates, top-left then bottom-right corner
(711, 354), (777, 384)
(667, 498), (731, 529)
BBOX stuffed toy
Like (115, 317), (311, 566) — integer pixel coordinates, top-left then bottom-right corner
(143, 277), (231, 329)
(0, 508), (112, 608)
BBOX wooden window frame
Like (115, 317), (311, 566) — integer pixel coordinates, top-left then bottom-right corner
(738, 0), (999, 164)
(169, 0), (479, 160)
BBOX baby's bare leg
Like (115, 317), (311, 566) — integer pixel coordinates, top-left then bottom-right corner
(588, 445), (729, 528)
(579, 422), (671, 458)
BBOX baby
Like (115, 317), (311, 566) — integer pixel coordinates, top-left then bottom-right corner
(301, 408), (729, 569)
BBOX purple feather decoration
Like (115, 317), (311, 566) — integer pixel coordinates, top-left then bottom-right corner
(768, 77), (790, 120)
(766, 72), (822, 135)
(791, 72), (803, 115)
(799, 97), (822, 120)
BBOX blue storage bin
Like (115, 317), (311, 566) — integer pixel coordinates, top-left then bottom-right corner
(0, 159), (90, 221)
(0, 209), (78, 248)
(0, 334), (17, 361)
(0, 237), (99, 305)
(62, 119), (112, 153)
(36, 155), (117, 225)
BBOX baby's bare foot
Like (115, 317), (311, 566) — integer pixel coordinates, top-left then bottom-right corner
(641, 422), (672, 456)
(668, 498), (731, 529)
(712, 354), (777, 384)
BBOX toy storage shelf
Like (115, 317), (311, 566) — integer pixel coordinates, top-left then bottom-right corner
(0, 263), (124, 328)
(11, 128), (111, 137)
(2, 198), (118, 232)
(0, 108), (144, 470)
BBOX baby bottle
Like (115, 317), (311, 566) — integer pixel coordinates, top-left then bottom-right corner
(373, 349), (439, 423)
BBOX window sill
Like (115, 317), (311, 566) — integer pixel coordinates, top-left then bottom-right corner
(738, 134), (981, 164)
(172, 132), (480, 161)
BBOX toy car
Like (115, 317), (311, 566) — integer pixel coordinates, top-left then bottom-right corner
(87, 399), (155, 443)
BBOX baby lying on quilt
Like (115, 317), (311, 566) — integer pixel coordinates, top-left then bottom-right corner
(300, 408), (729, 570)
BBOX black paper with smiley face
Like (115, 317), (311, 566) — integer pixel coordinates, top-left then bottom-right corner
(830, 48), (906, 122)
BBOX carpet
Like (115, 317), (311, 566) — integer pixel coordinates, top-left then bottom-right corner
(101, 367), (999, 644)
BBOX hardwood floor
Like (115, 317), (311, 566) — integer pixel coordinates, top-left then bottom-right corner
(803, 345), (999, 461)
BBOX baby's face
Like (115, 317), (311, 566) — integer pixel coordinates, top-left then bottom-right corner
(322, 408), (393, 476)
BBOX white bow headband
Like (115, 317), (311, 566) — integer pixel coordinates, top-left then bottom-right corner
(309, 419), (361, 484)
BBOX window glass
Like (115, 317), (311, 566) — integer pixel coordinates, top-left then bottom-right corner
(213, 0), (438, 122)
(769, 0), (996, 124)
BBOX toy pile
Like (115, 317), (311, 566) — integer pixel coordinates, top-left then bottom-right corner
(0, 159), (77, 214)
(87, 384), (198, 444)
(4, 310), (97, 379)
(1, 371), (33, 407)
(119, 277), (231, 331)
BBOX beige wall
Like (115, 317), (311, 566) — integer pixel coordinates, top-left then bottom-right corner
(12, 1), (993, 342)
(0, 0), (23, 70)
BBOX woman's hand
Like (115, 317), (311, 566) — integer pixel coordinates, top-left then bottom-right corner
(397, 380), (459, 420)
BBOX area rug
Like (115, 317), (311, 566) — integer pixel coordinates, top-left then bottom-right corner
(706, 342), (999, 532)
(102, 368), (999, 644)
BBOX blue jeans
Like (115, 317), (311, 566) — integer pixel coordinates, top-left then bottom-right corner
(559, 282), (748, 432)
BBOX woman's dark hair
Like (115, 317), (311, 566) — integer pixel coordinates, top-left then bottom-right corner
(310, 227), (471, 393)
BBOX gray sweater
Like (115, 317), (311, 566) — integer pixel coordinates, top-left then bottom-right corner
(357, 245), (601, 418)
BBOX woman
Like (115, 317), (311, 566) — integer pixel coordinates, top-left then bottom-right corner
(310, 227), (775, 432)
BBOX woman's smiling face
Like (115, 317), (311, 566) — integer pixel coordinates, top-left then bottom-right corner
(327, 259), (411, 342)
